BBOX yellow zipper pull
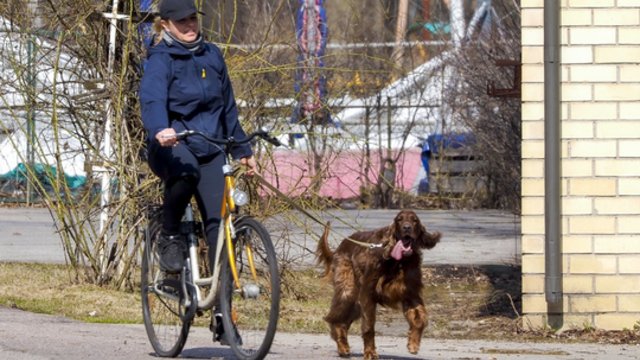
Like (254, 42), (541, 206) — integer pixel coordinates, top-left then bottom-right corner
(201, 68), (206, 79)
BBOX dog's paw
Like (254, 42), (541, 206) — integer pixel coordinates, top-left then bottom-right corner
(363, 349), (379, 360)
(337, 343), (351, 358)
(407, 342), (420, 354)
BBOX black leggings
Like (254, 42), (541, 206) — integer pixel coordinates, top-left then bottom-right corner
(147, 141), (225, 267)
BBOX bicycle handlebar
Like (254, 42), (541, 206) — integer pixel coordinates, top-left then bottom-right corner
(173, 128), (282, 148)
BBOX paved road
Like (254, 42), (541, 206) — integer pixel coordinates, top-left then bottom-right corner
(1, 207), (639, 359)
(0, 207), (521, 266)
(0, 207), (65, 263)
(1, 307), (638, 360)
(265, 208), (521, 267)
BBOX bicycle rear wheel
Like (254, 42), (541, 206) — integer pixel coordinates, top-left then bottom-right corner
(219, 216), (280, 360)
(141, 209), (190, 357)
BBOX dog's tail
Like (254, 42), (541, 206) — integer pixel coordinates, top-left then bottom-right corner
(315, 221), (333, 277)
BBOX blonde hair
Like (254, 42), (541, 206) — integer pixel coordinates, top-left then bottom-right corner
(152, 16), (165, 45)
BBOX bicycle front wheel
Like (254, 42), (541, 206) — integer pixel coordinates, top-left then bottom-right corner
(219, 216), (280, 360)
(141, 209), (190, 357)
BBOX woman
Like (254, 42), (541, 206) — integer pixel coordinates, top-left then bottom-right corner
(141, 0), (255, 270)
(139, 0), (254, 340)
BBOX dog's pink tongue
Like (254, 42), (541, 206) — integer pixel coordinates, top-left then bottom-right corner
(391, 241), (412, 260)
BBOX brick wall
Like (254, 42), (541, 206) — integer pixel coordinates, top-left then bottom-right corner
(521, 0), (640, 330)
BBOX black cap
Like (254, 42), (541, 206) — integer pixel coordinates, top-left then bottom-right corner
(159, 0), (203, 21)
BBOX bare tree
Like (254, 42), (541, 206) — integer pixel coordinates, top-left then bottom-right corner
(439, 0), (521, 211)
(0, 0), (521, 289)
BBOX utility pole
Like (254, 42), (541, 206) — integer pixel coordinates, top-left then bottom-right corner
(26, 0), (41, 205)
(391, 0), (409, 68)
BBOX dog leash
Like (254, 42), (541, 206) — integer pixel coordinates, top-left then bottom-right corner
(255, 174), (383, 250)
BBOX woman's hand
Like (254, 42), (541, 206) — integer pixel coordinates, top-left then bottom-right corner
(240, 156), (257, 176)
(156, 128), (178, 147)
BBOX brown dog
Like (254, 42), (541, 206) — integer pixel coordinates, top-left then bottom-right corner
(316, 210), (441, 360)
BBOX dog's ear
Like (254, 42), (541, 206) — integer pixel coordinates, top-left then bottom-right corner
(381, 220), (398, 259)
(418, 222), (441, 249)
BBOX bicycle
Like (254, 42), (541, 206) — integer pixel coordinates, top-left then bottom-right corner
(141, 128), (281, 359)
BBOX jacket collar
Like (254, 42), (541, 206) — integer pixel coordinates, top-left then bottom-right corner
(162, 31), (204, 53)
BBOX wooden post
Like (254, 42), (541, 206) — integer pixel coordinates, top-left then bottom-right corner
(364, 106), (371, 188)
(422, 0), (431, 41)
(391, 0), (409, 67)
(386, 96), (392, 159)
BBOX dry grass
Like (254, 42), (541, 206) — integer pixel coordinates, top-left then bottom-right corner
(0, 263), (141, 323)
(1, 262), (639, 345)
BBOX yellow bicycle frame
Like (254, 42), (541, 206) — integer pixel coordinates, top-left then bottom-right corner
(221, 171), (259, 289)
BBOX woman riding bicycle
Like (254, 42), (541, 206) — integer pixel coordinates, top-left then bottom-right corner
(139, 0), (255, 342)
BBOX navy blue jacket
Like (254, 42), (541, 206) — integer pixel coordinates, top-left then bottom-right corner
(139, 37), (252, 159)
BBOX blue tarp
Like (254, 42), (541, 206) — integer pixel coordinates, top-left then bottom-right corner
(421, 132), (476, 158)
(424, 22), (451, 35)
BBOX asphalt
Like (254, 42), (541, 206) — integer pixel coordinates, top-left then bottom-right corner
(1, 306), (638, 360)
(0, 207), (521, 266)
(265, 208), (522, 267)
(1, 207), (638, 359)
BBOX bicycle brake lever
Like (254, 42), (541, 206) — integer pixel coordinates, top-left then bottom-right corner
(266, 136), (282, 147)
(255, 127), (281, 147)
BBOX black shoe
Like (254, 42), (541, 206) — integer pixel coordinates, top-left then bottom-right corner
(212, 313), (224, 342)
(157, 233), (185, 273)
(212, 313), (243, 346)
